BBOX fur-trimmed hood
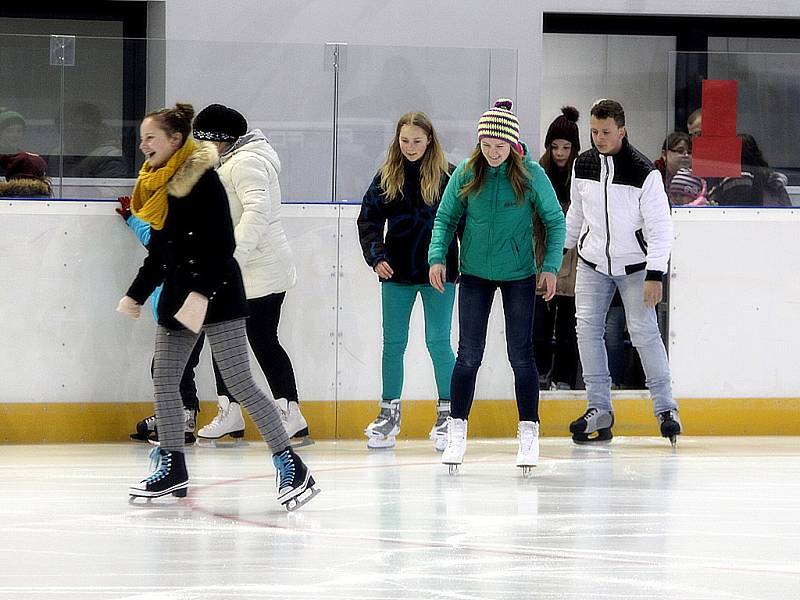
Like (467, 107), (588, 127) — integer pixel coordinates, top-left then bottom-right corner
(167, 141), (218, 198)
(0, 178), (51, 197)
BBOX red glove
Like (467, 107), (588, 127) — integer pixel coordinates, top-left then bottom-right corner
(116, 196), (132, 221)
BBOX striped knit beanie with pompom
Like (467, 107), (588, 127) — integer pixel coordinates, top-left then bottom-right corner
(478, 98), (522, 155)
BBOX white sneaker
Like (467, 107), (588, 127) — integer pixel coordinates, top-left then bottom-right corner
(428, 401), (450, 452)
(441, 417), (467, 473)
(275, 398), (310, 438)
(516, 421), (539, 475)
(197, 396), (245, 440)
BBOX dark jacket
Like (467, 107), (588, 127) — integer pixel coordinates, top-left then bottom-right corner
(357, 160), (459, 285)
(126, 142), (248, 330)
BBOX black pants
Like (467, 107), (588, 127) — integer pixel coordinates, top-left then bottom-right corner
(213, 292), (299, 404)
(532, 294), (578, 388)
(150, 331), (205, 412)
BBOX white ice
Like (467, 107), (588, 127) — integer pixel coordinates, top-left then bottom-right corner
(1, 437), (798, 599)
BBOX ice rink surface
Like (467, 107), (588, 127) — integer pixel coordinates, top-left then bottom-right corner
(1, 437), (798, 599)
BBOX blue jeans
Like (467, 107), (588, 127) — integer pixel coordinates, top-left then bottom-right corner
(575, 261), (676, 415)
(451, 274), (539, 422)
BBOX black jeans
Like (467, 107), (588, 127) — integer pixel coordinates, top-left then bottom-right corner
(532, 294), (578, 387)
(450, 274), (540, 422)
(215, 292), (299, 403)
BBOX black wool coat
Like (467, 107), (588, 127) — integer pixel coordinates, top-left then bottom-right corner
(127, 142), (248, 330)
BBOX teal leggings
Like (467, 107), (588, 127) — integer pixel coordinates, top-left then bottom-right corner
(381, 281), (456, 401)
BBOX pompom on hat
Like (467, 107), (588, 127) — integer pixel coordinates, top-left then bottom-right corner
(544, 106), (580, 151)
(193, 104), (248, 142)
(478, 98), (522, 155)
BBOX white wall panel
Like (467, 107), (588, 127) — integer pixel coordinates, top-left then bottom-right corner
(669, 208), (800, 398)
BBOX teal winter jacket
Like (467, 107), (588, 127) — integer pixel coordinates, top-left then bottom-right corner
(429, 149), (566, 281)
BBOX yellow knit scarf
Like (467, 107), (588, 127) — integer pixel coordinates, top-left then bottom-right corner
(131, 138), (196, 230)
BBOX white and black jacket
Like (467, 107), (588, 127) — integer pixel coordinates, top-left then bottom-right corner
(565, 138), (672, 280)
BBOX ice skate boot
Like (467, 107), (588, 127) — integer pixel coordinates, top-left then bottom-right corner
(428, 401), (450, 452)
(272, 447), (321, 512)
(129, 447), (188, 501)
(276, 398), (312, 446)
(130, 414), (156, 442)
(441, 417), (467, 474)
(657, 409), (682, 448)
(364, 400), (401, 449)
(147, 409), (197, 446)
(197, 396), (245, 443)
(516, 421), (540, 476)
(570, 407), (614, 444)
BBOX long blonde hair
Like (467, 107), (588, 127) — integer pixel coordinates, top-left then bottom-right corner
(458, 143), (531, 204)
(378, 112), (448, 206)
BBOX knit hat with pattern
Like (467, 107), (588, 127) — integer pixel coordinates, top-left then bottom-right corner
(193, 104), (248, 142)
(478, 98), (522, 155)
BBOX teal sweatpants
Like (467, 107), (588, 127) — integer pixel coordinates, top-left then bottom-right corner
(380, 281), (456, 401)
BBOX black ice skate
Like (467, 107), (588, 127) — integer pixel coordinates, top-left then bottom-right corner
(129, 447), (188, 501)
(657, 409), (682, 448)
(130, 414), (156, 441)
(272, 447), (321, 512)
(570, 408), (614, 444)
(147, 409), (197, 446)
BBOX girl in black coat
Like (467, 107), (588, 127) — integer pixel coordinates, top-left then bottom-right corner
(117, 103), (318, 511)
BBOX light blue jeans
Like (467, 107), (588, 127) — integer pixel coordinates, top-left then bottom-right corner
(575, 261), (676, 415)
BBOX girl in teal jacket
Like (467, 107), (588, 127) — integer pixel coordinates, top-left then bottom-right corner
(428, 99), (565, 475)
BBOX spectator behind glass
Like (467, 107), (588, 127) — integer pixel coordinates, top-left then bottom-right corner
(0, 152), (51, 197)
(653, 132), (691, 190)
(0, 109), (26, 158)
(668, 168), (708, 206)
(687, 108), (701, 138)
(707, 133), (791, 207)
(58, 101), (127, 178)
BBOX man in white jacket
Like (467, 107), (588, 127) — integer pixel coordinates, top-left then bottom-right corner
(565, 99), (681, 447)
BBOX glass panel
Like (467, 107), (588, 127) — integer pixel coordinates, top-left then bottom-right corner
(669, 50), (798, 206)
(165, 39), (333, 204)
(0, 34), (62, 187)
(335, 44), (517, 203)
(542, 33), (676, 162)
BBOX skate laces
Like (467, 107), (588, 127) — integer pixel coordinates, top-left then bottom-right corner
(208, 404), (228, 427)
(273, 449), (295, 490)
(518, 423), (536, 452)
(446, 418), (465, 449)
(582, 407), (600, 421)
(144, 448), (171, 484)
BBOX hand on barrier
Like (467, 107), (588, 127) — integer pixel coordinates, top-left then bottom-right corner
(116, 196), (132, 221)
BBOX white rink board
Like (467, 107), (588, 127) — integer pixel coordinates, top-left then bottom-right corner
(669, 207), (800, 398)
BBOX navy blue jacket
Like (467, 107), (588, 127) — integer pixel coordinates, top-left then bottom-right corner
(357, 160), (459, 285)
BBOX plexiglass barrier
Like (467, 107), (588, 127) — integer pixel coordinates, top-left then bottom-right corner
(0, 34), (520, 438)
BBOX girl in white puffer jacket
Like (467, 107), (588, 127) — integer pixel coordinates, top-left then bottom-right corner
(192, 104), (308, 442)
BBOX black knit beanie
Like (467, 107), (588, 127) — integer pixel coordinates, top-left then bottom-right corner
(544, 106), (580, 151)
(193, 104), (248, 142)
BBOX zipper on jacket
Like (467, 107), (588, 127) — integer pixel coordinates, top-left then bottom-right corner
(579, 226), (590, 250)
(603, 155), (612, 274)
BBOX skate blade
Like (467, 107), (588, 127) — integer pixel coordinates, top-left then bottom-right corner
(290, 436), (315, 449)
(366, 436), (397, 449)
(195, 436), (247, 448)
(446, 463), (460, 475)
(128, 486), (188, 504)
(284, 486), (321, 512)
(518, 465), (536, 478)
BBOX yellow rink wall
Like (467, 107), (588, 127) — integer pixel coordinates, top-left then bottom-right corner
(1, 394), (799, 443)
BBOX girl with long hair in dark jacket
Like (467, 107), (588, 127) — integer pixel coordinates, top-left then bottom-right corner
(357, 112), (458, 451)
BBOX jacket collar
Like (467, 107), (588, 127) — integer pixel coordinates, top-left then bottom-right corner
(167, 141), (218, 198)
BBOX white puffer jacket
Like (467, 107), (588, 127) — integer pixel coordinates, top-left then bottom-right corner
(217, 130), (297, 298)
